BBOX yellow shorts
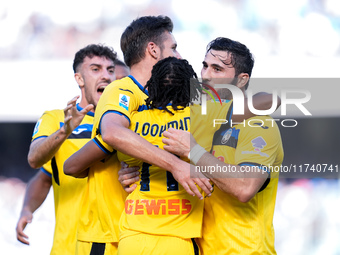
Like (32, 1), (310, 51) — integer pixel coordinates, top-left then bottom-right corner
(118, 233), (199, 255)
(76, 240), (118, 255)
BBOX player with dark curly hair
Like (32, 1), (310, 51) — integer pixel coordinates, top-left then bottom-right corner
(65, 56), (207, 255)
(145, 57), (200, 114)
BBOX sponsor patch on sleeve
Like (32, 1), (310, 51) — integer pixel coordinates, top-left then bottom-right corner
(33, 119), (42, 136)
(119, 94), (130, 111)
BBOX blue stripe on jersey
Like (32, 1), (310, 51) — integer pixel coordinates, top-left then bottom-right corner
(76, 103), (94, 117)
(140, 162), (151, 191)
(60, 123), (93, 139)
(229, 104), (233, 124)
(128, 75), (149, 96)
(119, 88), (134, 94)
(93, 137), (112, 154)
(40, 167), (52, 178)
(98, 110), (130, 135)
(166, 171), (179, 191)
(137, 105), (148, 112)
(137, 103), (175, 113)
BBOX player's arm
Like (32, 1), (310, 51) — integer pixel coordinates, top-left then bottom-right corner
(163, 128), (268, 203)
(191, 146), (268, 203)
(16, 170), (52, 245)
(101, 112), (212, 199)
(28, 96), (94, 168)
(64, 139), (108, 178)
(232, 92), (281, 122)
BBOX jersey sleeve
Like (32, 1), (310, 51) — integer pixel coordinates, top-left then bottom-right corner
(191, 100), (233, 151)
(234, 118), (283, 172)
(32, 110), (62, 141)
(96, 79), (143, 125)
(40, 160), (53, 176)
(93, 135), (116, 154)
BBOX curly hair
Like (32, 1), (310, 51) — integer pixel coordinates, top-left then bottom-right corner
(73, 44), (117, 73)
(144, 57), (200, 115)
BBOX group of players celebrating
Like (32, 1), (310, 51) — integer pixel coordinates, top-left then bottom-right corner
(16, 15), (283, 255)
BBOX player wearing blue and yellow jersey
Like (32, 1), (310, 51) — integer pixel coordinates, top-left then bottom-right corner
(72, 75), (148, 251)
(65, 57), (211, 255)
(117, 57), (205, 255)
(30, 107), (94, 254)
(199, 115), (283, 254)
(162, 37), (283, 254)
(97, 15), (209, 200)
(16, 44), (119, 255)
(65, 16), (212, 255)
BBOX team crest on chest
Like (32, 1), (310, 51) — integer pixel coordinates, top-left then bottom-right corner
(221, 128), (232, 144)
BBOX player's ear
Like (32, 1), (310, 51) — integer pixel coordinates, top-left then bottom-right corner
(147, 42), (159, 60)
(75, 73), (84, 88)
(236, 73), (249, 89)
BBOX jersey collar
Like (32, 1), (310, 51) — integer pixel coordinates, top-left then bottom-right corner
(76, 103), (94, 117)
(128, 75), (149, 96)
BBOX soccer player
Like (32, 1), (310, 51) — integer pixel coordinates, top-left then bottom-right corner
(64, 16), (213, 255)
(163, 37), (284, 254)
(118, 37), (282, 254)
(15, 44), (118, 255)
(117, 57), (208, 254)
(66, 57), (205, 254)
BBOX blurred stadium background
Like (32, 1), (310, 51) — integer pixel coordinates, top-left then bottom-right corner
(0, 0), (340, 254)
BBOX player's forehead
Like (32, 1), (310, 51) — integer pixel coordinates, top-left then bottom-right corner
(204, 49), (232, 67)
(82, 55), (114, 68)
(161, 31), (177, 47)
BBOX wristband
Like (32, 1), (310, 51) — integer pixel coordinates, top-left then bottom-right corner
(189, 144), (206, 165)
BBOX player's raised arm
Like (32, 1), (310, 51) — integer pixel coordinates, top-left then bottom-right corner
(28, 96), (93, 169)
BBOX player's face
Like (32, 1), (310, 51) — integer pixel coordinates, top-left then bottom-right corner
(79, 56), (115, 107)
(201, 49), (237, 100)
(115, 65), (130, 80)
(159, 32), (182, 60)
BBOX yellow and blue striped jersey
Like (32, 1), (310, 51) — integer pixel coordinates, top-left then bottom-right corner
(117, 106), (204, 240)
(197, 113), (284, 255)
(78, 75), (148, 243)
(31, 104), (92, 255)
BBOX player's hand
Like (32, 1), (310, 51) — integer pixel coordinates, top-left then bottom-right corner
(118, 162), (139, 193)
(190, 166), (213, 197)
(63, 96), (94, 135)
(170, 160), (212, 199)
(163, 128), (195, 158)
(16, 210), (33, 245)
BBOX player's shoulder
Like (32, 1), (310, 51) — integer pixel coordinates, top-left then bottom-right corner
(104, 76), (144, 97)
(240, 115), (281, 138)
(40, 109), (64, 120)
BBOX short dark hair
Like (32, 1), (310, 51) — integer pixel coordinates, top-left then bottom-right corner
(144, 57), (200, 115)
(207, 37), (254, 89)
(73, 44), (117, 73)
(121, 15), (173, 67)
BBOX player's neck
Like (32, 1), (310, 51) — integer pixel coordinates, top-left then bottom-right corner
(129, 60), (154, 87)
